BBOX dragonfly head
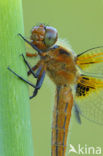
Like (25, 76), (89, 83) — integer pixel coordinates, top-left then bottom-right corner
(30, 24), (58, 51)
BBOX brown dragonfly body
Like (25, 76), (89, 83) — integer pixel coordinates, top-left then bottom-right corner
(8, 24), (103, 156)
(52, 85), (73, 156)
(27, 24), (80, 155)
(37, 45), (79, 156)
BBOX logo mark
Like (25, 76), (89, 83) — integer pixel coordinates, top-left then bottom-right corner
(68, 144), (102, 155)
(69, 144), (78, 153)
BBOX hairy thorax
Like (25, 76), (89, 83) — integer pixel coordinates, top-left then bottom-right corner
(42, 46), (80, 86)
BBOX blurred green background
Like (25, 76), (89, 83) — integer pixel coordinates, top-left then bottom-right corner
(22, 0), (103, 156)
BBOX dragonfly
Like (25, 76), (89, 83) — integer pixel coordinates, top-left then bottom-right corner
(8, 24), (103, 156)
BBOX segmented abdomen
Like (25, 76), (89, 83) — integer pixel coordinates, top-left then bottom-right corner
(52, 85), (73, 156)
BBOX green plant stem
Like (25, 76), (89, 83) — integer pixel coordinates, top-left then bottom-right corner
(0, 0), (34, 155)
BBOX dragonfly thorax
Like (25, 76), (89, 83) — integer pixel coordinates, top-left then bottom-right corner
(42, 46), (80, 86)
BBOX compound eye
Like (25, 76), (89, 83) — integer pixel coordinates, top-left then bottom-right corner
(44, 26), (58, 47)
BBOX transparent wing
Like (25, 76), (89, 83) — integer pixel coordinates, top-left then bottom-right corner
(76, 46), (103, 75)
(75, 75), (103, 125)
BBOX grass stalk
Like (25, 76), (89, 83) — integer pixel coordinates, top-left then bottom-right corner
(0, 0), (34, 155)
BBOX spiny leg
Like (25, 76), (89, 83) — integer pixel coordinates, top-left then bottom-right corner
(8, 67), (45, 99)
(9, 34), (45, 98)
(26, 52), (38, 57)
(21, 53), (42, 77)
(18, 33), (41, 54)
(30, 70), (46, 99)
(8, 65), (46, 99)
(35, 66), (42, 78)
(21, 54), (37, 78)
(8, 67), (36, 88)
(21, 54), (42, 78)
(24, 57), (46, 98)
(27, 60), (42, 76)
(73, 102), (81, 124)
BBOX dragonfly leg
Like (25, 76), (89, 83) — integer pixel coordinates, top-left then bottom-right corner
(8, 67), (36, 88)
(74, 102), (81, 124)
(30, 70), (46, 99)
(27, 60), (42, 76)
(8, 66), (45, 99)
(21, 54), (43, 78)
(26, 52), (38, 57)
(18, 33), (41, 54)
(21, 54), (38, 78)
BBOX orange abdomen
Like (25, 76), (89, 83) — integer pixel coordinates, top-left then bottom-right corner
(52, 85), (73, 156)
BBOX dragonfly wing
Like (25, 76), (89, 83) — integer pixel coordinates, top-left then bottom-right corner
(76, 46), (103, 75)
(73, 103), (81, 124)
(75, 75), (103, 125)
